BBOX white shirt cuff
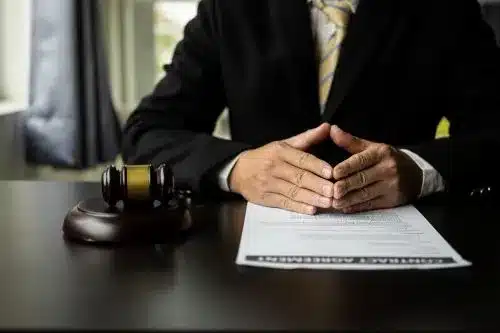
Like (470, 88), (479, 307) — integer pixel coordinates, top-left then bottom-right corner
(400, 149), (446, 198)
(217, 154), (242, 192)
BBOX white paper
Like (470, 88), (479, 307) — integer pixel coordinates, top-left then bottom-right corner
(236, 203), (471, 270)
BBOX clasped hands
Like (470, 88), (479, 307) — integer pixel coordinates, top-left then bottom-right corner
(229, 123), (422, 215)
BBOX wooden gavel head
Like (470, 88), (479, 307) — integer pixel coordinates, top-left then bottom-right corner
(101, 163), (175, 208)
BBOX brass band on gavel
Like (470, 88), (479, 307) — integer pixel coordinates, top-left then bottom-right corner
(101, 164), (175, 207)
(123, 165), (152, 200)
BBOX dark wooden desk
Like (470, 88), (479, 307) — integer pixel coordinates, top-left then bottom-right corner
(0, 181), (499, 330)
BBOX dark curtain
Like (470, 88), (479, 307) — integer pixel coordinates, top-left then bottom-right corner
(24, 0), (122, 169)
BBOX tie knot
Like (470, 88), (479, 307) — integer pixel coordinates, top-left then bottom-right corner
(313, 0), (352, 27)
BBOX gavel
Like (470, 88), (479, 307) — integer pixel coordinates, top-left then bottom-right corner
(101, 163), (176, 208)
(63, 163), (192, 244)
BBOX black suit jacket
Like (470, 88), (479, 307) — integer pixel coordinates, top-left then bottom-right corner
(122, 0), (500, 199)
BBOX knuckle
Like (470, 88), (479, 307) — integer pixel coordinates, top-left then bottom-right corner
(335, 182), (346, 196)
(298, 152), (311, 167)
(358, 172), (367, 186)
(281, 198), (292, 210)
(356, 154), (368, 168)
(259, 191), (269, 202)
(360, 187), (371, 199)
(341, 179), (350, 191)
(335, 165), (345, 177)
(365, 201), (373, 210)
(294, 170), (307, 186)
(386, 158), (397, 169)
(378, 144), (392, 156)
(314, 195), (324, 206)
(273, 141), (287, 156)
(386, 159), (398, 174)
(288, 185), (301, 199)
(277, 141), (288, 149)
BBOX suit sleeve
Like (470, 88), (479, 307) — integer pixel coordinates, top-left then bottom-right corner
(404, 0), (500, 198)
(121, 0), (252, 195)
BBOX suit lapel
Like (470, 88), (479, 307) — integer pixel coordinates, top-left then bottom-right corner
(322, 0), (399, 121)
(269, 0), (321, 127)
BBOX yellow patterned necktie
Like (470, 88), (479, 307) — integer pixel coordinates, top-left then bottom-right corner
(314, 0), (353, 109)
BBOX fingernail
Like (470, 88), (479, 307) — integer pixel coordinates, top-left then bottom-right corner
(322, 167), (332, 178)
(323, 185), (333, 197)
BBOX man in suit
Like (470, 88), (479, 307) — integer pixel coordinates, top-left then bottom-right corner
(122, 0), (500, 214)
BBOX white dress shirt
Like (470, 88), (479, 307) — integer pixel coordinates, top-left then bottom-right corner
(217, 0), (446, 198)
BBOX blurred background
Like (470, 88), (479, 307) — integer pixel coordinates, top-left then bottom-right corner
(0, 0), (499, 182)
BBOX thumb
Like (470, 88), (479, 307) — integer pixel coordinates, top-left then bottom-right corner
(285, 123), (331, 150)
(330, 125), (371, 154)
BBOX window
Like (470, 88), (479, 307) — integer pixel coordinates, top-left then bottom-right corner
(154, 1), (198, 82)
(154, 0), (230, 139)
(0, 9), (4, 100)
(0, 0), (31, 114)
(102, 0), (230, 138)
(102, 0), (199, 120)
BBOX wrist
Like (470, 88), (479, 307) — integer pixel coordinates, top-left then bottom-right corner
(399, 149), (424, 199)
(228, 150), (249, 193)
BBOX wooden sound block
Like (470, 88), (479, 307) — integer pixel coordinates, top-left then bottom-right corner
(63, 198), (191, 245)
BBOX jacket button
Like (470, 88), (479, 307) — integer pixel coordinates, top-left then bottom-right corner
(470, 186), (493, 197)
(470, 188), (480, 197)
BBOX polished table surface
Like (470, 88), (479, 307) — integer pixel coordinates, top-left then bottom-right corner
(0, 181), (499, 330)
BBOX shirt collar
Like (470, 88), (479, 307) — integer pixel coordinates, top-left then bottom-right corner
(309, 0), (359, 13)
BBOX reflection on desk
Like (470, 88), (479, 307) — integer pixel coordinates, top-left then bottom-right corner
(0, 181), (498, 330)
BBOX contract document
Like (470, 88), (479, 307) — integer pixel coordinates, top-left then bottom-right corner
(236, 203), (471, 270)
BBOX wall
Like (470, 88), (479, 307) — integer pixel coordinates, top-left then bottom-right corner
(0, 111), (29, 180)
(0, 0), (33, 179)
